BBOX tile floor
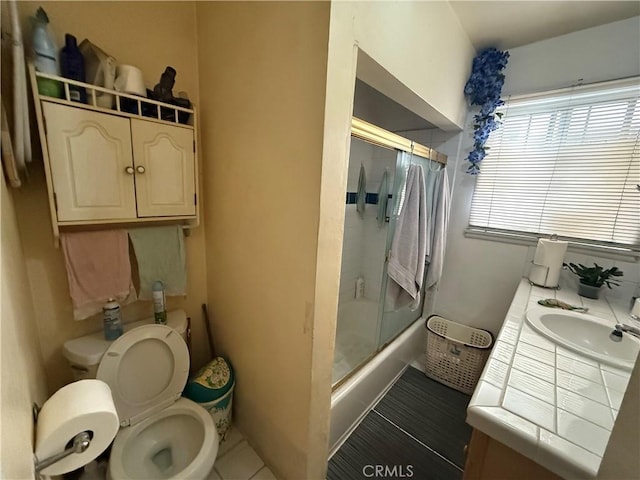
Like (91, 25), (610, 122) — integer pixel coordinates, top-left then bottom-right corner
(207, 426), (276, 480)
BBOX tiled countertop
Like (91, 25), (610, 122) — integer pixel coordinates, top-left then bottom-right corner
(467, 278), (639, 479)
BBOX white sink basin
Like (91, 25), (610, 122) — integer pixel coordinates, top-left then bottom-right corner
(525, 308), (640, 370)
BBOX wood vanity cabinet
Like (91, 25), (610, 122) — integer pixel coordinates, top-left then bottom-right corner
(41, 102), (196, 223)
(464, 429), (562, 480)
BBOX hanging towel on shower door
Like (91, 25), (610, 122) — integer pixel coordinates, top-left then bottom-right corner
(128, 225), (187, 300)
(356, 164), (366, 217)
(60, 230), (136, 320)
(387, 164), (428, 310)
(376, 169), (389, 228)
(425, 167), (450, 289)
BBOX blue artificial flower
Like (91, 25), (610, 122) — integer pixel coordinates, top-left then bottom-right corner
(463, 48), (509, 173)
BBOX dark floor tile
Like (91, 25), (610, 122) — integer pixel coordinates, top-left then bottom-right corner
(328, 411), (462, 480)
(373, 367), (472, 468)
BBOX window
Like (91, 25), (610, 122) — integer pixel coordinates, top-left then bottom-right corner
(468, 78), (640, 254)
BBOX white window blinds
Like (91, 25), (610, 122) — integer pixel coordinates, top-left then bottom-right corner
(468, 78), (640, 252)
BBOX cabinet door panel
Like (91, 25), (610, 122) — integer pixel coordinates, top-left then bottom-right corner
(131, 120), (196, 217)
(42, 102), (136, 221)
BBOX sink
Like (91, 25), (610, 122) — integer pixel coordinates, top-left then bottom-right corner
(525, 308), (640, 370)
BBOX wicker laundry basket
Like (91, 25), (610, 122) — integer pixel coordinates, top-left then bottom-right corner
(425, 316), (493, 395)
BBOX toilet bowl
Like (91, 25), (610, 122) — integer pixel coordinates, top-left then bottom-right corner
(62, 311), (219, 480)
(109, 398), (217, 479)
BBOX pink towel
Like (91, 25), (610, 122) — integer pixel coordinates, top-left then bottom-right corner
(61, 230), (135, 320)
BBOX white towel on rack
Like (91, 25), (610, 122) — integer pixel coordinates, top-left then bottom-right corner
(8, 0), (31, 168)
(387, 164), (428, 310)
(425, 167), (450, 288)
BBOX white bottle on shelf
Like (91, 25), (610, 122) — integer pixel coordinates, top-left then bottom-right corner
(31, 7), (61, 98)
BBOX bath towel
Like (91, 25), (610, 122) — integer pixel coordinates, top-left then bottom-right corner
(60, 230), (135, 320)
(425, 167), (450, 288)
(128, 225), (187, 300)
(387, 164), (428, 310)
(356, 164), (366, 217)
(377, 169), (389, 228)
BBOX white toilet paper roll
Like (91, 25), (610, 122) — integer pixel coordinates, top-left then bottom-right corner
(528, 238), (568, 287)
(35, 379), (119, 476)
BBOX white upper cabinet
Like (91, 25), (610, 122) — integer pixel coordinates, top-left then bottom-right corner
(131, 119), (196, 218)
(40, 101), (197, 224)
(43, 102), (137, 221)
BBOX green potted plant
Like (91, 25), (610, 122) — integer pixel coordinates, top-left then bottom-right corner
(563, 262), (624, 299)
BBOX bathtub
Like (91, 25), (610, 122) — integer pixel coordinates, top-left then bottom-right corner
(333, 299), (380, 384)
(329, 316), (426, 455)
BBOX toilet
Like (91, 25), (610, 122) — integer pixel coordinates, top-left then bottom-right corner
(62, 310), (219, 479)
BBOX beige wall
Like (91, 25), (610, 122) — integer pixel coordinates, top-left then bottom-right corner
(196, 2), (330, 479)
(196, 2), (473, 479)
(310, 4), (474, 476)
(11, 1), (210, 393)
(0, 170), (49, 478)
(310, 3), (473, 474)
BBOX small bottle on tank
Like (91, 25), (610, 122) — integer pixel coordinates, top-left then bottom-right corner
(103, 299), (123, 341)
(152, 281), (167, 325)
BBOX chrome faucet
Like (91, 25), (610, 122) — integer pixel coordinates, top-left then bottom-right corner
(610, 324), (640, 342)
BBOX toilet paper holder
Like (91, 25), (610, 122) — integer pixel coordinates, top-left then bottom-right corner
(32, 402), (92, 473)
(34, 430), (92, 473)
(528, 261), (562, 289)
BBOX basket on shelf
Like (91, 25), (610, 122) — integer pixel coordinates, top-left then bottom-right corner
(425, 316), (493, 395)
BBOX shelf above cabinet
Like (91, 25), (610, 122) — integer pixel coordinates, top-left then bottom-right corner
(30, 64), (195, 129)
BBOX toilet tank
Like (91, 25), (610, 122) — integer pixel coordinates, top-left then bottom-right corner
(63, 309), (189, 381)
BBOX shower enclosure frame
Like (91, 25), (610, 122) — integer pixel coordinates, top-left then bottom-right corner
(351, 117), (447, 166)
(332, 118), (448, 390)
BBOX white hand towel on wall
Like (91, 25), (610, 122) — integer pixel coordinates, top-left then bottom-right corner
(425, 167), (450, 289)
(387, 164), (428, 310)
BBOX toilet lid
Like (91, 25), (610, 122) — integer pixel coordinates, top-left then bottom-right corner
(97, 324), (189, 427)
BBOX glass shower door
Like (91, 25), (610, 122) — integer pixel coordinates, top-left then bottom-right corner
(376, 151), (439, 347)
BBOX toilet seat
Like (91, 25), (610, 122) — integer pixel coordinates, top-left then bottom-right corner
(97, 324), (190, 427)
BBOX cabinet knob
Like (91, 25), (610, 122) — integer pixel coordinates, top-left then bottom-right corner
(136, 166), (146, 174)
(125, 166), (134, 175)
